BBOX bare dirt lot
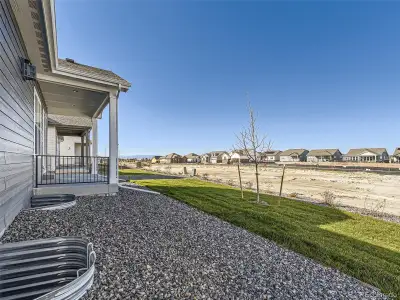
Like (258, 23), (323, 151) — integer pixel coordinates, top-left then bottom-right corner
(144, 164), (400, 216)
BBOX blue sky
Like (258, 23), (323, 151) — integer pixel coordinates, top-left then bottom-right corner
(56, 0), (400, 156)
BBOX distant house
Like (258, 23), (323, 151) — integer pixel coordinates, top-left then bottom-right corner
(210, 151), (226, 164)
(392, 148), (400, 163)
(201, 153), (211, 164)
(160, 153), (183, 164)
(280, 149), (309, 162)
(221, 152), (231, 164)
(230, 150), (250, 164)
(151, 156), (162, 164)
(343, 148), (389, 163)
(185, 153), (201, 163)
(263, 150), (281, 162)
(307, 149), (342, 162)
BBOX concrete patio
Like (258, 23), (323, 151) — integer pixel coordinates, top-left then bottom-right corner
(0, 189), (387, 299)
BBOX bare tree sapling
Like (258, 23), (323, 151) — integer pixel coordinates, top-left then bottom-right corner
(234, 102), (272, 203)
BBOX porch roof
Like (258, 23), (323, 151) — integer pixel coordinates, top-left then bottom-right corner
(345, 148), (387, 156)
(48, 114), (92, 135)
(307, 149), (340, 157)
(280, 149), (308, 156)
(58, 59), (131, 88)
(11, 0), (131, 118)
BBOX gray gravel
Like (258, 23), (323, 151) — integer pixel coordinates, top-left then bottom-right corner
(338, 206), (400, 224)
(1, 189), (387, 299)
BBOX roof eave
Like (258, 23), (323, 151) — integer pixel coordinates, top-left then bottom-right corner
(41, 0), (130, 92)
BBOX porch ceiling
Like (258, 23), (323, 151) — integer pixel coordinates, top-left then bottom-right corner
(40, 81), (107, 117)
(55, 125), (90, 136)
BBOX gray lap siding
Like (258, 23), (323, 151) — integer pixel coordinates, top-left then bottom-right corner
(0, 1), (35, 235)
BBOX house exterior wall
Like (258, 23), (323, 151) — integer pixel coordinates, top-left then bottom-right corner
(46, 125), (57, 171)
(221, 153), (231, 164)
(306, 151), (342, 162)
(210, 156), (222, 164)
(265, 154), (280, 162)
(379, 151), (390, 162)
(59, 136), (86, 156)
(280, 151), (308, 162)
(343, 156), (357, 162)
(160, 155), (183, 164)
(0, 2), (36, 235)
(58, 136), (88, 166)
(230, 153), (240, 161)
(333, 151), (342, 161)
(187, 157), (200, 163)
(280, 156), (300, 162)
(307, 156), (332, 163)
(230, 153), (250, 163)
(201, 156), (210, 163)
(299, 151), (308, 161)
(344, 151), (389, 163)
(47, 126), (57, 156)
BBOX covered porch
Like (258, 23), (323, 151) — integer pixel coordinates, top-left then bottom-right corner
(34, 75), (121, 196)
(10, 0), (131, 197)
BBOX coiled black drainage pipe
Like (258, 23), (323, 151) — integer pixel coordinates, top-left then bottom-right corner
(30, 194), (76, 210)
(0, 237), (96, 300)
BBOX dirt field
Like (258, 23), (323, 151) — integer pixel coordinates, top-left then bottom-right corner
(277, 161), (400, 169)
(144, 164), (400, 216)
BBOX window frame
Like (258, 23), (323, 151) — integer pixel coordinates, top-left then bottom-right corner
(34, 87), (45, 156)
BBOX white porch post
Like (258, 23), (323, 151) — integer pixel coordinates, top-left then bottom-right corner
(86, 129), (91, 170)
(109, 92), (119, 185)
(91, 119), (98, 175)
(81, 134), (85, 166)
(86, 129), (91, 157)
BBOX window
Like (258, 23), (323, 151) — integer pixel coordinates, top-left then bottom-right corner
(34, 89), (45, 155)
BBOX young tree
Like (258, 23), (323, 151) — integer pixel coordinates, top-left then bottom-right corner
(234, 102), (272, 203)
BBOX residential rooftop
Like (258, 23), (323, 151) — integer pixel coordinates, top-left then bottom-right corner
(308, 149), (340, 156)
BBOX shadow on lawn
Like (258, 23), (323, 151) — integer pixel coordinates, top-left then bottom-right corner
(140, 183), (400, 299)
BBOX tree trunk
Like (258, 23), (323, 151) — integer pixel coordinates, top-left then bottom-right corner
(255, 162), (260, 202)
(238, 164), (244, 199)
(279, 165), (286, 205)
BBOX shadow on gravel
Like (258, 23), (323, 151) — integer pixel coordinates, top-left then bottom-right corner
(137, 182), (400, 299)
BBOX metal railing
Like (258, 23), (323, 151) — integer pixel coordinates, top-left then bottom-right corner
(36, 155), (109, 186)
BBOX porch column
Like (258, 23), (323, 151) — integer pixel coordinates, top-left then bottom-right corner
(81, 134), (85, 166)
(91, 119), (98, 174)
(86, 129), (91, 170)
(86, 129), (91, 157)
(109, 92), (119, 185)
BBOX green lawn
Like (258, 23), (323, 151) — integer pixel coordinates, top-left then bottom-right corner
(134, 178), (400, 298)
(119, 168), (160, 175)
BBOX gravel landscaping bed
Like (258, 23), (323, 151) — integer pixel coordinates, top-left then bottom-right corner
(1, 189), (388, 299)
(338, 205), (400, 224)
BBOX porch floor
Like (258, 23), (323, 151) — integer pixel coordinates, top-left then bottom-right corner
(1, 189), (386, 299)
